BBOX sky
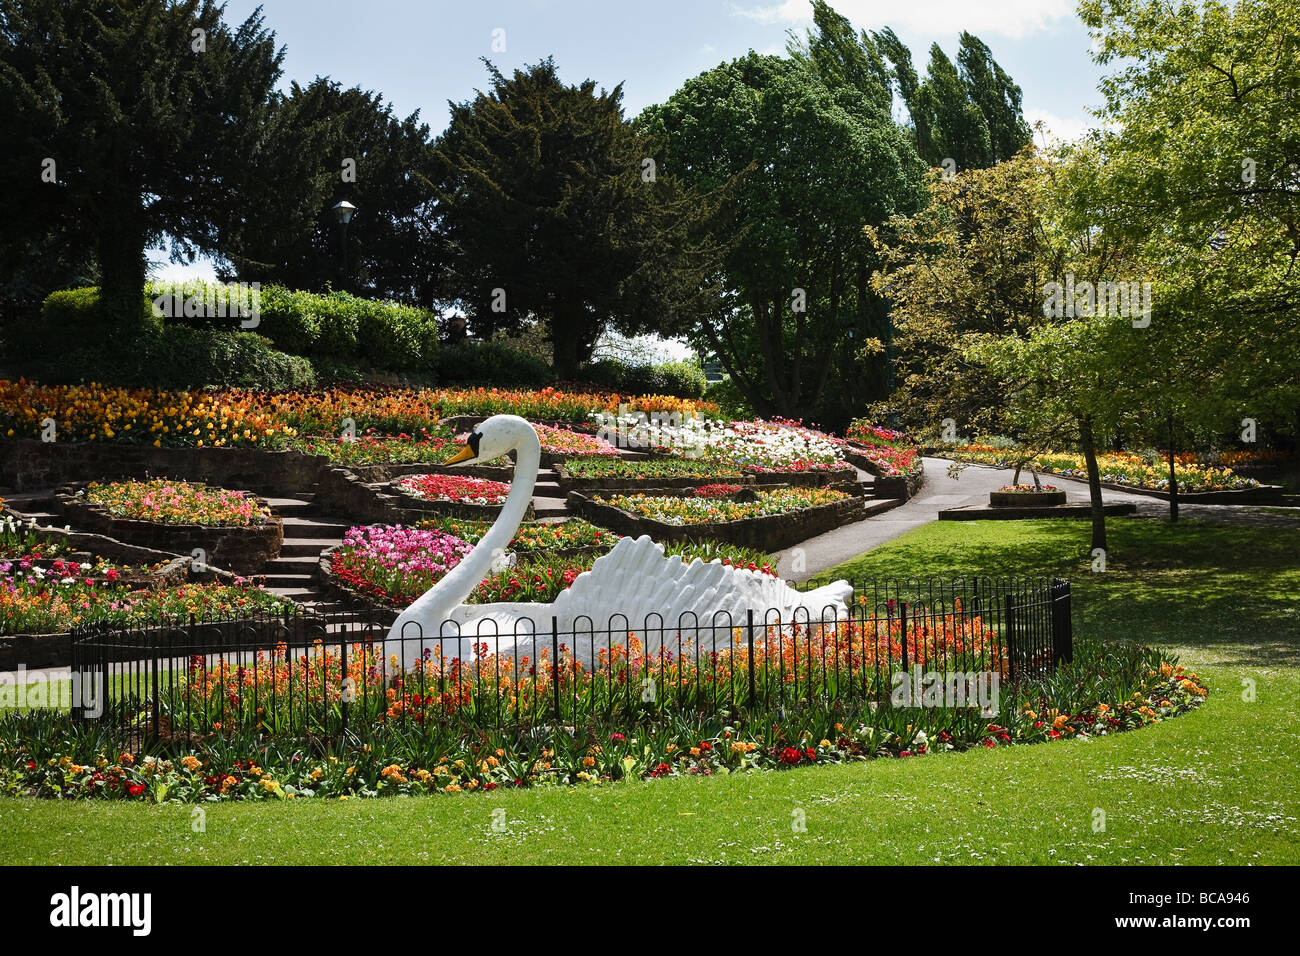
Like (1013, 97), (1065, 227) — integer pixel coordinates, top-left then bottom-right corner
(153, 0), (1106, 287)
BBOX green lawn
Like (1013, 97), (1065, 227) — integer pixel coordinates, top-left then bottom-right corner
(3, 515), (1298, 865)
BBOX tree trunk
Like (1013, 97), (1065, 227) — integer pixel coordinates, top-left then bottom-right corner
(549, 323), (588, 381)
(1166, 415), (1180, 523)
(1079, 415), (1108, 552)
(98, 215), (148, 334)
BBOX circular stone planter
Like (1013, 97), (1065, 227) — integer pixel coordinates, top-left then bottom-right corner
(49, 482), (283, 575)
(989, 489), (1067, 507)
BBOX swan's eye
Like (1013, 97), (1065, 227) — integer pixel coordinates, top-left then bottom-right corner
(468, 431), (482, 457)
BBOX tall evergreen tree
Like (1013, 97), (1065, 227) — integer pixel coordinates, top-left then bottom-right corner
(0, 0), (284, 331)
(431, 58), (719, 378)
(221, 78), (441, 305)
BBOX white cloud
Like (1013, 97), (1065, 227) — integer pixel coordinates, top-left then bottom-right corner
(1024, 107), (1089, 144)
(731, 0), (1074, 40)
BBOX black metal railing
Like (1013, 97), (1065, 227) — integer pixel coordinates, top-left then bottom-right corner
(69, 576), (1071, 744)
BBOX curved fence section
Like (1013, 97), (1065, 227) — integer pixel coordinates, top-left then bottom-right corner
(69, 577), (1071, 744)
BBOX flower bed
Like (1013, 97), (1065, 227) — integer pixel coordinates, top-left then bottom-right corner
(327, 525), (474, 607)
(1, 640), (1206, 801)
(693, 484), (745, 498)
(555, 457), (754, 493)
(533, 423), (619, 467)
(0, 381), (296, 447)
(80, 478), (272, 527)
(599, 487), (850, 523)
(842, 418), (925, 498)
(0, 553), (288, 668)
(321, 523), (775, 611)
(555, 445), (855, 492)
(416, 517), (615, 556)
(291, 428), (458, 466)
(0, 380), (721, 447)
(384, 474), (531, 523)
(49, 481), (283, 575)
(934, 443), (1276, 496)
(395, 474), (511, 506)
(572, 487), (866, 551)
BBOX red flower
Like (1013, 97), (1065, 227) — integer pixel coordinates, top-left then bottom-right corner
(778, 747), (802, 765)
(127, 784), (146, 797)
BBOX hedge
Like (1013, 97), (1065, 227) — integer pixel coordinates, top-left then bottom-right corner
(46, 326), (316, 390)
(437, 340), (554, 387)
(582, 358), (707, 399)
(15, 284), (442, 373)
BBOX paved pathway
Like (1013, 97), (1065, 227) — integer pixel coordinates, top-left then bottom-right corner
(771, 457), (1287, 581)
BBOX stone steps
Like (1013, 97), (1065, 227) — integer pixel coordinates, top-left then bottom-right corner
(280, 516), (353, 539)
(532, 499), (570, 520)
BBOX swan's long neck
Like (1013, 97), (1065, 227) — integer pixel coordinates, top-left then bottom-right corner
(400, 429), (540, 623)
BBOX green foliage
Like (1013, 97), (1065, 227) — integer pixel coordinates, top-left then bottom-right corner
(5, 286), (148, 361)
(702, 377), (756, 421)
(431, 58), (721, 378)
(221, 78), (441, 304)
(238, 286), (440, 370)
(872, 25), (1030, 170)
(436, 340), (554, 387)
(35, 325), (315, 390)
(641, 51), (927, 423)
(353, 296), (441, 370)
(868, 149), (1057, 437)
(1072, 0), (1300, 428)
(252, 284), (322, 354)
(0, 0), (284, 330)
(581, 358), (707, 399)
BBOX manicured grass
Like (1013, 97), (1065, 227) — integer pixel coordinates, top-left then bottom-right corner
(3, 515), (1298, 864)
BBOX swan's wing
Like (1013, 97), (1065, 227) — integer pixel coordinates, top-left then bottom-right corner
(554, 535), (854, 633)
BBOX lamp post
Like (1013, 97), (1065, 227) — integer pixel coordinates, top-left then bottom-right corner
(332, 200), (357, 290)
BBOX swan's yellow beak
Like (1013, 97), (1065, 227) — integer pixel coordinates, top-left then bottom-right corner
(444, 443), (477, 465)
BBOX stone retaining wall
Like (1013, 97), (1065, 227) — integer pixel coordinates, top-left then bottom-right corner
(0, 439), (326, 496)
(842, 449), (925, 499)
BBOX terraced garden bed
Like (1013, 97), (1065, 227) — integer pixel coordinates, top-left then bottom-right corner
(570, 487), (868, 552)
(48, 480), (283, 575)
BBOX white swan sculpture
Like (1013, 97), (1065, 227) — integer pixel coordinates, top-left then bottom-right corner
(384, 415), (853, 670)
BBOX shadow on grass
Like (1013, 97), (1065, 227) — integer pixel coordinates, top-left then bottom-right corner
(829, 516), (1300, 669)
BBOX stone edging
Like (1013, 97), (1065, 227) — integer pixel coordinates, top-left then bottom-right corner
(939, 502), (1138, 522)
(989, 490), (1067, 507)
